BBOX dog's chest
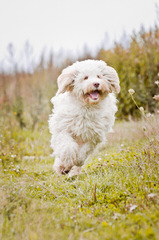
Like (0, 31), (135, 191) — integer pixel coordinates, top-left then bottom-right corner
(70, 108), (107, 143)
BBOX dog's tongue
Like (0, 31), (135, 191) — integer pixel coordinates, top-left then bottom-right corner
(90, 91), (99, 100)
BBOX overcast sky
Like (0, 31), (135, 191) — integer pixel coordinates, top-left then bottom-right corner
(0, 0), (158, 70)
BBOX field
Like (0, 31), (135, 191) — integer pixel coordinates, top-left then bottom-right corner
(0, 115), (159, 240)
(1, 4), (159, 240)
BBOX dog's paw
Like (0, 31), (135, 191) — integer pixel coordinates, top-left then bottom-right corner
(68, 166), (82, 178)
(53, 164), (72, 175)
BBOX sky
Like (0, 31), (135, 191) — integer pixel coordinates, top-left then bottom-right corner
(0, 0), (158, 71)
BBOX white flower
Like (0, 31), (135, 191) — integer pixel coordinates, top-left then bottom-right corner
(153, 95), (159, 101)
(112, 213), (121, 220)
(128, 204), (137, 212)
(147, 193), (157, 199)
(155, 80), (159, 85)
(139, 107), (144, 113)
(128, 89), (135, 95)
(146, 113), (153, 118)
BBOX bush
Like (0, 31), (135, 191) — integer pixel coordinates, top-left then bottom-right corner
(98, 25), (159, 119)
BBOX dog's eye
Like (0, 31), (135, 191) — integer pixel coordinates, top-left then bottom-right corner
(97, 75), (101, 79)
(84, 76), (88, 80)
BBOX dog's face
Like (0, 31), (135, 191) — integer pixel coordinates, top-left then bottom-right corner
(57, 60), (120, 105)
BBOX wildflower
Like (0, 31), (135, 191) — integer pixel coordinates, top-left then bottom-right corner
(146, 113), (153, 118)
(13, 112), (17, 115)
(127, 204), (137, 212)
(139, 107), (144, 113)
(16, 166), (20, 170)
(153, 95), (159, 101)
(147, 193), (157, 200)
(128, 89), (135, 95)
(112, 213), (121, 220)
(155, 80), (159, 86)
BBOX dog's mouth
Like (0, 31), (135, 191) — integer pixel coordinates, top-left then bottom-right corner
(89, 90), (100, 100)
(84, 90), (101, 101)
(83, 87), (109, 104)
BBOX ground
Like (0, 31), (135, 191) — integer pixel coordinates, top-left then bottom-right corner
(0, 118), (159, 240)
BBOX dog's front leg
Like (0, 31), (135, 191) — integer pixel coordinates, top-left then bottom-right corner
(52, 132), (79, 174)
(68, 165), (82, 177)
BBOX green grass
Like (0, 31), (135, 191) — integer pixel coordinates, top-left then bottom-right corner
(0, 120), (159, 240)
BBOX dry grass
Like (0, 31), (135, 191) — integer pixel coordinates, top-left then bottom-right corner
(107, 114), (159, 147)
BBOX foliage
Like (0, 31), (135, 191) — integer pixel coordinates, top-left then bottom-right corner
(98, 25), (159, 119)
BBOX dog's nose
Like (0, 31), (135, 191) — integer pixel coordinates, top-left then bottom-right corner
(93, 83), (100, 88)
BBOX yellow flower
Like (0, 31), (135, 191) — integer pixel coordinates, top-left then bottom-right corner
(14, 112), (17, 115)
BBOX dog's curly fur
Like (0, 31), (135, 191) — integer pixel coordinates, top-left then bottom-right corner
(49, 59), (120, 176)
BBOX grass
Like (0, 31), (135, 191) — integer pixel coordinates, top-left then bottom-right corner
(0, 117), (159, 240)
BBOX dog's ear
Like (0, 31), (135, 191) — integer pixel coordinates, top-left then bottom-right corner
(57, 66), (77, 94)
(104, 66), (120, 93)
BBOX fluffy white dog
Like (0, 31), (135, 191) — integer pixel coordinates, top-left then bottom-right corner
(49, 59), (120, 177)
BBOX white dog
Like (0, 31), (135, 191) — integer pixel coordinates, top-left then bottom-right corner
(49, 59), (120, 177)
